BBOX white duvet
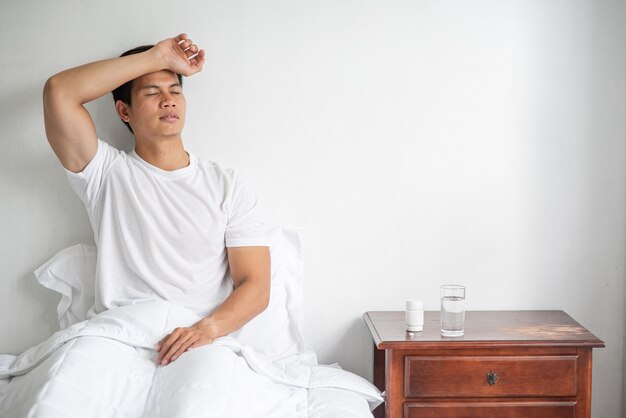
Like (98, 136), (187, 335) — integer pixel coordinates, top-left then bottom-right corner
(0, 227), (383, 417)
(0, 301), (381, 418)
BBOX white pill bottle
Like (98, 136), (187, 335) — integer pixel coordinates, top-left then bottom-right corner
(405, 300), (424, 332)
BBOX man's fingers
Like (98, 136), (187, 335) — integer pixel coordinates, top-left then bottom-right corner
(184, 44), (198, 57)
(156, 336), (168, 353)
(156, 331), (179, 362)
(177, 39), (191, 51)
(189, 49), (205, 65)
(169, 337), (199, 362)
(155, 320), (215, 365)
(156, 335), (168, 349)
(156, 342), (170, 362)
(176, 38), (196, 53)
(161, 334), (192, 365)
(177, 39), (203, 64)
(190, 47), (203, 58)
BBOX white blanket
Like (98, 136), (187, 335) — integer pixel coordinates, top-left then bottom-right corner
(0, 301), (382, 418)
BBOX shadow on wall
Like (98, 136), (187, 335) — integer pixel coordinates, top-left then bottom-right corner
(0, 83), (132, 352)
(0, 82), (132, 194)
(323, 317), (375, 381)
(86, 95), (135, 152)
(0, 85), (52, 186)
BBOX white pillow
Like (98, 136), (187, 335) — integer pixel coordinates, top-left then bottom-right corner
(34, 226), (313, 362)
(34, 243), (97, 330)
(233, 226), (314, 363)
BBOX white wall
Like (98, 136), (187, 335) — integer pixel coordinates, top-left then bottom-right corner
(1, 1), (624, 416)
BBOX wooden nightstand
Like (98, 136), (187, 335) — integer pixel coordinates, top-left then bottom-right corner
(364, 311), (604, 418)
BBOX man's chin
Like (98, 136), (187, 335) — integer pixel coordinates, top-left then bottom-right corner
(135, 131), (184, 143)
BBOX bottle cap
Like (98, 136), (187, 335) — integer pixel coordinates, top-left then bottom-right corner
(406, 300), (423, 310)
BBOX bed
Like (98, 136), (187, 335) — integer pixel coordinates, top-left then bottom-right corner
(0, 227), (383, 418)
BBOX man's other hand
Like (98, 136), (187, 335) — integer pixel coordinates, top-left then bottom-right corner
(155, 318), (218, 365)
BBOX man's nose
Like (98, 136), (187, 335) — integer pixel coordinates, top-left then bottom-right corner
(160, 94), (177, 107)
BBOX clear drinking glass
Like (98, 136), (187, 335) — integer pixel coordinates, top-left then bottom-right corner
(440, 285), (466, 337)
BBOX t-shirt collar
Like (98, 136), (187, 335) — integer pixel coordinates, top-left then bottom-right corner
(129, 149), (196, 179)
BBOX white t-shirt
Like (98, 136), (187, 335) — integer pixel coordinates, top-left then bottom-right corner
(65, 139), (268, 317)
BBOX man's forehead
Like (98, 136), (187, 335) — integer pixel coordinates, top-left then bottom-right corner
(133, 70), (181, 89)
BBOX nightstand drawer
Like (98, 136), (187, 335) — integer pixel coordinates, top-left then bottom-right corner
(405, 402), (576, 418)
(405, 355), (577, 398)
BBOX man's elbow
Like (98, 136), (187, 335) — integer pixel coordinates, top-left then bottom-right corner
(43, 74), (58, 96)
(43, 72), (80, 108)
(43, 75), (65, 108)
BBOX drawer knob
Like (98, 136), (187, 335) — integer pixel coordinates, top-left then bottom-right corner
(486, 371), (499, 386)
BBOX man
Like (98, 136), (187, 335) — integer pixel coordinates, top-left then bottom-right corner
(43, 33), (270, 367)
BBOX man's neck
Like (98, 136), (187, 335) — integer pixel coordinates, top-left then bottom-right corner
(134, 136), (190, 171)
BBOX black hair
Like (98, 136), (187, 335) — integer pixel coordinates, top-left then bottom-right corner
(111, 45), (183, 133)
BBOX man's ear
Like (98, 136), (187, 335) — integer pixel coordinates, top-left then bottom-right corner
(115, 100), (131, 123)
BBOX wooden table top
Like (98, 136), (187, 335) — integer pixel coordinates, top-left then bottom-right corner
(364, 311), (605, 350)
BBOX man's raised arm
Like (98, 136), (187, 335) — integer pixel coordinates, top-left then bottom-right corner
(43, 33), (205, 173)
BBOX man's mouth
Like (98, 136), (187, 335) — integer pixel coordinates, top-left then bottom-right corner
(160, 114), (179, 122)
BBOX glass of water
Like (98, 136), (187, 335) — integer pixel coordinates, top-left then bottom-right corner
(440, 285), (466, 337)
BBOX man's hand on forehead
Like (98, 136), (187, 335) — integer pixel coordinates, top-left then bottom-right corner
(174, 33), (202, 61)
(153, 33), (206, 77)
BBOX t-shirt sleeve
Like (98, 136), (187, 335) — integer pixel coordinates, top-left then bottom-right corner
(64, 139), (122, 209)
(225, 171), (269, 247)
